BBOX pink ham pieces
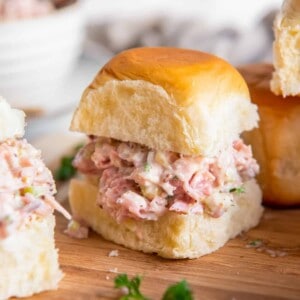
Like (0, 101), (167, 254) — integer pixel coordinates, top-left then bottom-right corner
(73, 137), (258, 222)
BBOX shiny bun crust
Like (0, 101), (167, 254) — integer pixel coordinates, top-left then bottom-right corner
(69, 178), (263, 259)
(70, 47), (258, 156)
(240, 64), (300, 207)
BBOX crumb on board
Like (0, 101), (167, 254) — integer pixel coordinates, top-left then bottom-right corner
(109, 267), (118, 273)
(246, 239), (288, 257)
(246, 239), (263, 248)
(108, 249), (119, 257)
(64, 219), (89, 239)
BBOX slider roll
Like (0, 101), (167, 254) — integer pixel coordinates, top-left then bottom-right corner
(240, 64), (300, 207)
(69, 48), (263, 259)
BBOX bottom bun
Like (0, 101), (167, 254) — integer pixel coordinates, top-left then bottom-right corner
(0, 215), (63, 299)
(69, 179), (263, 259)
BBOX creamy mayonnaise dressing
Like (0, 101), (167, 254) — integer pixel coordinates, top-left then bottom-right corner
(74, 137), (258, 222)
(0, 138), (70, 239)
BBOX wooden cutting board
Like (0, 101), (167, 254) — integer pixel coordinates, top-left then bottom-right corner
(25, 207), (300, 300)
(27, 134), (300, 300)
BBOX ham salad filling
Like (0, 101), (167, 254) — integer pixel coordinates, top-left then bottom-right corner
(0, 138), (70, 239)
(74, 137), (259, 223)
(0, 0), (54, 21)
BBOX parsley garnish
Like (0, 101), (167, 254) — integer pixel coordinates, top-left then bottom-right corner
(114, 275), (193, 300)
(229, 186), (245, 194)
(55, 156), (76, 181)
(144, 163), (151, 172)
(248, 239), (263, 248)
(114, 274), (148, 300)
(162, 280), (193, 300)
(54, 143), (83, 181)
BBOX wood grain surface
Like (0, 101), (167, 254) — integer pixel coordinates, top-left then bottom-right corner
(25, 207), (300, 300)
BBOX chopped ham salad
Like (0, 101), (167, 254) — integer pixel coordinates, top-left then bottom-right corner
(0, 138), (70, 239)
(74, 137), (259, 222)
(0, 0), (54, 21)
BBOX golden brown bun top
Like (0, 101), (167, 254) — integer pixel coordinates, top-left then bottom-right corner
(239, 63), (300, 111)
(89, 47), (249, 106)
(71, 48), (258, 156)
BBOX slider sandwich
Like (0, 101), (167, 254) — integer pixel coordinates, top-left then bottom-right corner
(68, 47), (263, 259)
(239, 0), (300, 207)
(240, 64), (300, 207)
(0, 97), (70, 299)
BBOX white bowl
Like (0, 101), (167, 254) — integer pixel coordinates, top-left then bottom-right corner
(0, 1), (84, 112)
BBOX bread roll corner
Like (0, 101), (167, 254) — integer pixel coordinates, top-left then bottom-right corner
(0, 215), (63, 299)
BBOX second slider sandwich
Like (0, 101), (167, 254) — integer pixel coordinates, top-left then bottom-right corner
(69, 47), (263, 259)
(240, 64), (300, 207)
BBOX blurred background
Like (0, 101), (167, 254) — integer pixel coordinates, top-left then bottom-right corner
(0, 0), (282, 143)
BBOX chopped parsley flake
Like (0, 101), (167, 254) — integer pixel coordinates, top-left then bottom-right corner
(162, 280), (193, 300)
(248, 239), (263, 248)
(114, 274), (194, 300)
(114, 274), (148, 300)
(229, 186), (245, 194)
(144, 163), (151, 172)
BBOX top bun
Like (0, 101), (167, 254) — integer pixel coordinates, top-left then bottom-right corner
(0, 96), (25, 142)
(70, 47), (258, 156)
